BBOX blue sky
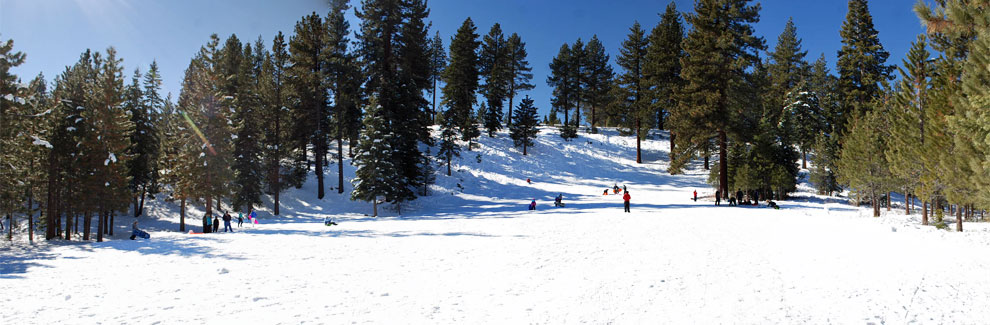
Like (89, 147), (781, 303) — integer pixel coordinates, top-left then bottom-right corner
(2, 0), (928, 120)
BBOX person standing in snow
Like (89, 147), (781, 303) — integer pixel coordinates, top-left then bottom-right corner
(212, 214), (220, 233)
(223, 211), (233, 232)
(693, 190), (697, 202)
(203, 213), (211, 233)
(237, 212), (244, 227)
(715, 190), (721, 206)
(529, 199), (537, 210)
(623, 191), (631, 213)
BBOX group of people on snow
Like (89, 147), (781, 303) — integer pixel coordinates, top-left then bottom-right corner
(202, 210), (256, 233)
(698, 189), (780, 209)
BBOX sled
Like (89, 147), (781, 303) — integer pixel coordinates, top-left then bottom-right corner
(130, 230), (150, 240)
(554, 202), (566, 207)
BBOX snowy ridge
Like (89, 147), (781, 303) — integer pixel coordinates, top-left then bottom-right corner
(3, 126), (990, 324)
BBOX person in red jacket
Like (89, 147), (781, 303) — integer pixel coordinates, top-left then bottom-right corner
(623, 191), (631, 213)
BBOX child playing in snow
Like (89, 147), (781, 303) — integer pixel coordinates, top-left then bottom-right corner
(130, 221), (149, 240)
(529, 200), (537, 210)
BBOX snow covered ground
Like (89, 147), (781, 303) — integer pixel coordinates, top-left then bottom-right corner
(3, 127), (990, 324)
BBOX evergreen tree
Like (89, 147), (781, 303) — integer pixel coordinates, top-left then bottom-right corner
(570, 38), (587, 131)
(836, 0), (893, 137)
(231, 38), (265, 212)
(289, 13), (330, 199)
(436, 109), (460, 176)
(616, 22), (650, 163)
(442, 18), (481, 148)
(325, 0), (358, 195)
(676, 0), (764, 196)
(0, 37), (27, 232)
(784, 80), (824, 169)
(581, 35), (614, 134)
(766, 18), (808, 123)
(480, 23), (510, 137)
(125, 67), (155, 217)
(838, 104), (891, 217)
(351, 97), (401, 217)
(645, 1), (684, 132)
(260, 31), (294, 215)
(509, 96), (539, 155)
(505, 33), (533, 126)
(178, 35), (235, 229)
(141, 62), (164, 194)
(428, 31), (448, 123)
(547, 43), (579, 140)
(887, 35), (932, 216)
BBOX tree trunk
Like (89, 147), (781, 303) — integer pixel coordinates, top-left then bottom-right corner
(956, 203), (963, 232)
(904, 192), (910, 215)
(886, 192), (891, 211)
(83, 212), (92, 241)
(138, 185), (147, 217)
(669, 132), (676, 169)
(45, 150), (59, 240)
(338, 130), (344, 194)
(591, 105), (597, 133)
(97, 207), (104, 243)
(717, 130), (728, 198)
(523, 143), (527, 156)
(802, 150), (807, 169)
(704, 155), (710, 170)
(180, 197), (186, 232)
(133, 195), (140, 217)
(372, 198), (378, 218)
(635, 118), (642, 164)
(109, 211), (114, 236)
(922, 200), (928, 225)
(6, 214), (11, 241)
(446, 155), (452, 176)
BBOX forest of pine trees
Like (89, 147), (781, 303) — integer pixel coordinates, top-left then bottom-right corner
(2, 0), (989, 242)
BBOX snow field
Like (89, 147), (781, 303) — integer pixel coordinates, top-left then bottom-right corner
(3, 127), (990, 324)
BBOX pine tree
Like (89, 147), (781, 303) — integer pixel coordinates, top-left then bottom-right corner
(325, 0), (358, 195)
(838, 103), (891, 217)
(231, 38), (265, 212)
(126, 67), (155, 217)
(784, 80), (824, 169)
(141, 62), (164, 195)
(178, 35), (235, 230)
(289, 13), (330, 199)
(766, 18), (808, 123)
(581, 35), (614, 134)
(260, 31), (294, 215)
(645, 1), (684, 132)
(480, 23), (510, 137)
(616, 21), (651, 163)
(505, 33), (533, 126)
(509, 96), (539, 155)
(547, 43), (579, 140)
(676, 0), (764, 196)
(887, 35), (931, 216)
(442, 18), (481, 148)
(428, 31), (448, 124)
(836, 0), (893, 137)
(351, 97), (401, 217)
(84, 47), (133, 242)
(437, 109), (460, 176)
(0, 37), (27, 234)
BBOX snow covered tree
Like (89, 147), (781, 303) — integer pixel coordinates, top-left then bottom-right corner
(675, 0), (764, 196)
(766, 18), (808, 124)
(616, 22), (651, 163)
(230, 37), (265, 212)
(351, 98), (401, 217)
(581, 35), (614, 134)
(442, 18), (481, 148)
(505, 33), (533, 127)
(509, 96), (539, 155)
(0, 37), (28, 237)
(784, 81), (824, 169)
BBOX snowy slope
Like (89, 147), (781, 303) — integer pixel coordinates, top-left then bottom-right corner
(3, 126), (990, 324)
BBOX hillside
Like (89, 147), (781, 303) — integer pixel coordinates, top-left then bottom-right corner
(3, 127), (990, 324)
